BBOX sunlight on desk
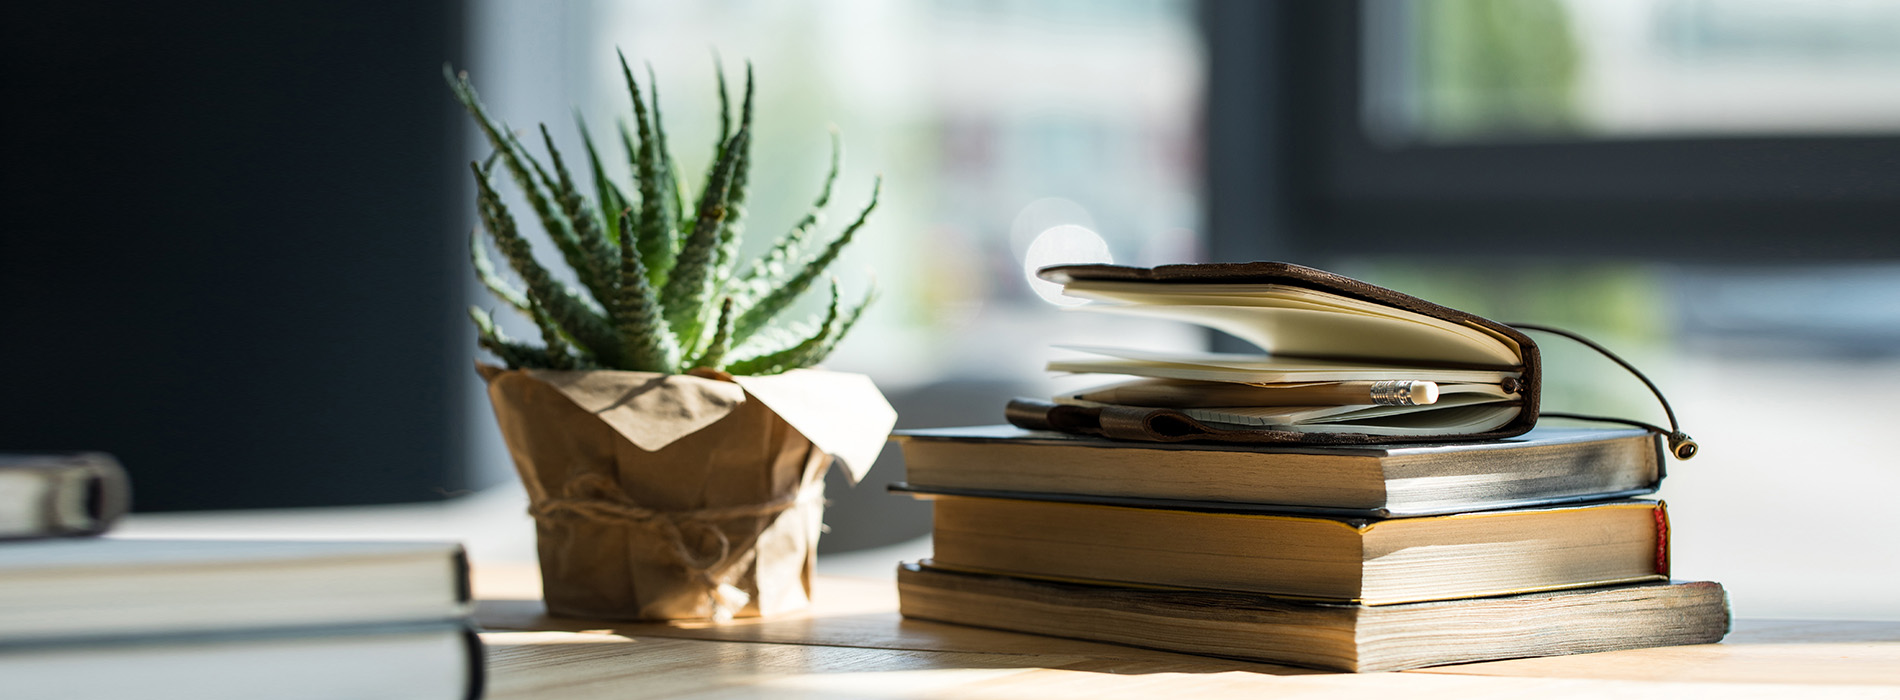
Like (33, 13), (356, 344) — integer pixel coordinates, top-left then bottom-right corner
(478, 628), (1900, 700)
(472, 560), (1900, 699)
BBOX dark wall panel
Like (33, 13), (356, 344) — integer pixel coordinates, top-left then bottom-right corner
(1, 2), (471, 510)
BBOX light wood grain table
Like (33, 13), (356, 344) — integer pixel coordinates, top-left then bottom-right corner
(473, 564), (1900, 699)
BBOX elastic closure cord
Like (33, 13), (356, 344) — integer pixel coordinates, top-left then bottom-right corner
(1508, 323), (1699, 460)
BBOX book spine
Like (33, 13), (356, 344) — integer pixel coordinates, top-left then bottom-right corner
(452, 547), (473, 604)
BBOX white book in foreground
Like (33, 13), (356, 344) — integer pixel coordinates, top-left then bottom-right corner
(1, 620), (481, 700)
(0, 538), (469, 643)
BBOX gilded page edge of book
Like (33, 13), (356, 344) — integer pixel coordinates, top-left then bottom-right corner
(912, 559), (1672, 608)
(911, 489), (1661, 526)
(890, 482), (1661, 519)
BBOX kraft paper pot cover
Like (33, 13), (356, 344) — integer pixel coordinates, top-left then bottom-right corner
(479, 364), (895, 621)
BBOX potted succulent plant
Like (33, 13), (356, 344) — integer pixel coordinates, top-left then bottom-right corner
(445, 54), (895, 622)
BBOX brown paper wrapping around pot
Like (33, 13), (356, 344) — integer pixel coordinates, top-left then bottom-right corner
(478, 364), (895, 622)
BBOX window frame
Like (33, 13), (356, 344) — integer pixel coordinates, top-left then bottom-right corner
(1203, 0), (1900, 263)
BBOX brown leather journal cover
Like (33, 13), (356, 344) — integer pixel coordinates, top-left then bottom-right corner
(1008, 262), (1541, 445)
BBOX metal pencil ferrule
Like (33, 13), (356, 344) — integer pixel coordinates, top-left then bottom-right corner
(1368, 380), (1421, 406)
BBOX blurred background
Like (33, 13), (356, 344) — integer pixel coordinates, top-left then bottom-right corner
(4, 0), (1896, 619)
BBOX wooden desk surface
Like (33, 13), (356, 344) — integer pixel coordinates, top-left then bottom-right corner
(473, 563), (1900, 699)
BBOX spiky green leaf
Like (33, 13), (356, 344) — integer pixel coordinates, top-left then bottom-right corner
(539, 124), (617, 301)
(613, 213), (681, 372)
(725, 278), (843, 376)
(730, 176), (879, 345)
(732, 127), (842, 308)
(620, 51), (679, 293)
(812, 278), (877, 365)
(647, 63), (686, 249)
(500, 125), (608, 298)
(470, 306), (559, 370)
(575, 113), (628, 244)
(711, 63), (755, 295)
(525, 295), (578, 370)
(470, 162), (618, 358)
(690, 297), (736, 371)
(714, 52), (731, 144)
(445, 66), (600, 303)
(662, 127), (749, 356)
(470, 229), (530, 314)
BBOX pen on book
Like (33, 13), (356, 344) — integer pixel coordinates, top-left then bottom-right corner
(1075, 380), (1440, 407)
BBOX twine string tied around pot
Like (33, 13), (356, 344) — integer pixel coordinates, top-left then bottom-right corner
(529, 472), (826, 619)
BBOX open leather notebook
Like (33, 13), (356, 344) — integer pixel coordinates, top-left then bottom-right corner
(1010, 262), (1542, 445)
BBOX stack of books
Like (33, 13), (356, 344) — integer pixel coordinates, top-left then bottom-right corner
(0, 454), (484, 699)
(890, 426), (1730, 672)
(890, 262), (1728, 673)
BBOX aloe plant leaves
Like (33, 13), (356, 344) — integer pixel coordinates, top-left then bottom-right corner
(469, 162), (618, 359)
(452, 56), (878, 376)
(445, 66), (610, 307)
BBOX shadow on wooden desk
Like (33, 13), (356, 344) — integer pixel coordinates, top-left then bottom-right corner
(474, 564), (1900, 699)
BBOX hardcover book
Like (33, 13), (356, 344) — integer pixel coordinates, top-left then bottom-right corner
(897, 563), (1730, 673)
(2, 620), (482, 700)
(893, 425), (1662, 517)
(0, 538), (481, 699)
(913, 495), (1669, 605)
(0, 538), (470, 642)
